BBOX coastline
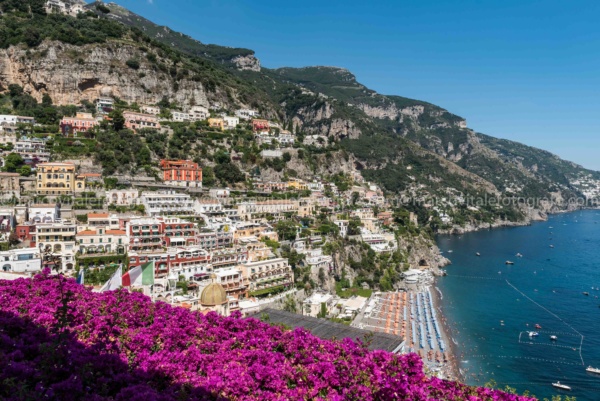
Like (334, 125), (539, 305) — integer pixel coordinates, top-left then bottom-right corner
(429, 281), (462, 382)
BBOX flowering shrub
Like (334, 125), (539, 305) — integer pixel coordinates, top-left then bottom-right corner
(0, 273), (535, 400)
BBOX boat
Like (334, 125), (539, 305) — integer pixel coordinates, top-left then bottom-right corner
(583, 292), (590, 296)
(505, 261), (514, 265)
(550, 245), (554, 248)
(528, 331), (539, 337)
(550, 335), (558, 341)
(476, 252), (481, 256)
(552, 381), (571, 391)
(586, 366), (600, 374)
(516, 253), (523, 257)
(535, 324), (542, 329)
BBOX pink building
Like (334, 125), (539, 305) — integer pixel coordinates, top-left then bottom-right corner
(123, 111), (161, 131)
(60, 113), (99, 136)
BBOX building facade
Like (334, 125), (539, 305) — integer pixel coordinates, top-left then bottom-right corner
(36, 162), (85, 195)
(60, 112), (99, 136)
(123, 111), (161, 131)
(160, 159), (202, 188)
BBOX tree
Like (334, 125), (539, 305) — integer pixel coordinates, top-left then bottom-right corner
(275, 220), (298, 242)
(351, 191), (360, 206)
(41, 93), (53, 107)
(8, 231), (19, 246)
(202, 166), (216, 187)
(125, 59), (140, 70)
(318, 267), (326, 285)
(283, 294), (297, 313)
(2, 153), (24, 173)
(103, 177), (118, 190)
(18, 165), (32, 177)
(317, 302), (327, 318)
(214, 163), (244, 184)
(282, 152), (292, 162)
(108, 110), (125, 131)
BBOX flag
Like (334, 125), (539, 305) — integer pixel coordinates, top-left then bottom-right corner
(142, 261), (155, 286)
(76, 269), (85, 285)
(100, 266), (122, 292)
(122, 261), (154, 287)
(122, 265), (142, 287)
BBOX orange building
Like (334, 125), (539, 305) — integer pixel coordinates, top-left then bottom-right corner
(160, 159), (202, 188)
(252, 119), (269, 132)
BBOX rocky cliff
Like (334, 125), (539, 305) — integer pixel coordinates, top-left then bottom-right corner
(0, 41), (255, 109)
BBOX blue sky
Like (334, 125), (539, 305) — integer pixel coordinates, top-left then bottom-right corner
(114, 0), (600, 169)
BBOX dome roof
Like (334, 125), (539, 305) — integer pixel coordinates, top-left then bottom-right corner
(200, 282), (227, 306)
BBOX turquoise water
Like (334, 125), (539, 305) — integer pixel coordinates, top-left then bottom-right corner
(437, 210), (600, 400)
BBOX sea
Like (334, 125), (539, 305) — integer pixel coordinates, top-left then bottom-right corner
(436, 210), (600, 401)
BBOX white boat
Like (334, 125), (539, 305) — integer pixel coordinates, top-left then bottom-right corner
(528, 331), (539, 337)
(550, 335), (557, 341)
(552, 381), (571, 391)
(586, 366), (600, 374)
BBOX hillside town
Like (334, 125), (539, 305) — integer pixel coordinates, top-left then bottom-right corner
(0, 94), (434, 328)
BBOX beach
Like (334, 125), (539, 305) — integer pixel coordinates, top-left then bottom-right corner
(355, 283), (460, 381)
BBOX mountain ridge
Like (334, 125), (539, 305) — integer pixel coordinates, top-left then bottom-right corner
(1, 0), (598, 231)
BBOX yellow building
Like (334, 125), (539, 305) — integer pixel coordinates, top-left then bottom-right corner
(36, 162), (85, 195)
(208, 118), (225, 131)
(286, 180), (308, 190)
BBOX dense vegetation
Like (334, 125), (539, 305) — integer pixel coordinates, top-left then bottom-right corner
(0, 273), (536, 401)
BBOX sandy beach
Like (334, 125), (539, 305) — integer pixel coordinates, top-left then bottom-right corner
(357, 285), (460, 381)
(430, 283), (462, 382)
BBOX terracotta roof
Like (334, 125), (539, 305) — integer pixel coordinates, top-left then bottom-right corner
(77, 230), (97, 236)
(105, 229), (126, 235)
(88, 213), (109, 219)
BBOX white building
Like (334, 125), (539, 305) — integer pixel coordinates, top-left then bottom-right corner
(76, 227), (129, 255)
(95, 98), (114, 115)
(141, 105), (160, 116)
(0, 248), (42, 273)
(0, 115), (35, 126)
(140, 191), (196, 216)
(235, 109), (258, 120)
(303, 292), (334, 317)
(189, 106), (209, 121)
(29, 204), (59, 223)
(194, 198), (223, 214)
(334, 220), (349, 238)
(35, 221), (77, 271)
(223, 116), (239, 129)
(305, 248), (333, 274)
(239, 258), (294, 295)
(172, 111), (190, 122)
(106, 189), (139, 206)
(276, 132), (295, 146)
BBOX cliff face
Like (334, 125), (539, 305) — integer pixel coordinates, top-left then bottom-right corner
(0, 41), (218, 107)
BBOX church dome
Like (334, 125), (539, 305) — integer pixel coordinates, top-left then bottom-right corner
(200, 281), (227, 306)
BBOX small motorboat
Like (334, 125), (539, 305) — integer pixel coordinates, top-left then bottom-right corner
(550, 335), (558, 341)
(583, 292), (590, 296)
(528, 331), (539, 337)
(552, 381), (571, 391)
(550, 245), (555, 248)
(535, 324), (542, 329)
(516, 253), (523, 257)
(476, 252), (481, 256)
(586, 366), (600, 374)
(505, 261), (514, 265)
